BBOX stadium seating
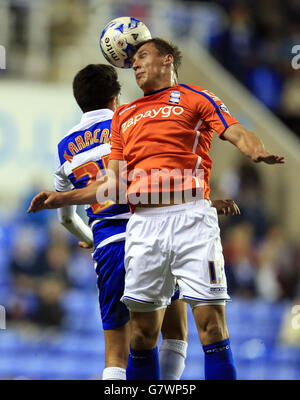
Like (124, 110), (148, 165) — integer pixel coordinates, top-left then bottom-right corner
(1, 292), (299, 380)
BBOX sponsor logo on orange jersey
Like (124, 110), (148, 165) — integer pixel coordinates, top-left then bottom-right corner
(121, 105), (184, 133)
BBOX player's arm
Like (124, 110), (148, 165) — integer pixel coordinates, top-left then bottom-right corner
(27, 159), (121, 213)
(222, 123), (285, 164)
(57, 205), (94, 248)
(193, 88), (285, 164)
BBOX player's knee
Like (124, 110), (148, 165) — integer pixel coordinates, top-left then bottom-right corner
(200, 322), (228, 345)
(131, 324), (160, 350)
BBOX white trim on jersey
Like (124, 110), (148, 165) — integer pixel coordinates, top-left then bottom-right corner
(192, 119), (202, 153)
(65, 109), (114, 138)
(192, 156), (202, 188)
(61, 144), (111, 177)
(92, 232), (126, 257)
(90, 213), (131, 230)
(54, 151), (74, 192)
(192, 119), (203, 190)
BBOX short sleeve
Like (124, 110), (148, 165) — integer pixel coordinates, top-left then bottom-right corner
(54, 148), (74, 192)
(110, 112), (124, 160)
(196, 90), (239, 137)
(182, 85), (240, 138)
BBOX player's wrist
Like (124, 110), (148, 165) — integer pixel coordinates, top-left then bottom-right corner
(63, 186), (96, 205)
(59, 190), (78, 206)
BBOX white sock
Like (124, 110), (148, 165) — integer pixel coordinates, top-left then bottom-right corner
(102, 367), (126, 380)
(159, 339), (188, 380)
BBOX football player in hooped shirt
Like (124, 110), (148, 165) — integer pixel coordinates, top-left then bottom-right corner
(48, 64), (198, 380)
(28, 38), (284, 380)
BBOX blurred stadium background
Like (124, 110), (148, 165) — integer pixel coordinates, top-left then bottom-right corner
(0, 0), (300, 380)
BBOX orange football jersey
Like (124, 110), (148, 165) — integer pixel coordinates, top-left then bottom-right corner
(110, 84), (239, 205)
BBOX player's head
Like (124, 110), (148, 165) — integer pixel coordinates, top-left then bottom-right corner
(73, 64), (121, 112)
(131, 38), (182, 94)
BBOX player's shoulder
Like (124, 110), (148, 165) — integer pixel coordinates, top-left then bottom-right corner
(114, 100), (140, 118)
(179, 83), (204, 91)
(56, 109), (113, 165)
(59, 110), (113, 143)
(179, 83), (205, 94)
(56, 123), (80, 152)
(179, 83), (224, 105)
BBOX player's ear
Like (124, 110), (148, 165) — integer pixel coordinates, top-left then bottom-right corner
(109, 96), (118, 111)
(163, 54), (174, 67)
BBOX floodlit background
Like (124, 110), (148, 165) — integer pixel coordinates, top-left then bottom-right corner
(0, 0), (300, 380)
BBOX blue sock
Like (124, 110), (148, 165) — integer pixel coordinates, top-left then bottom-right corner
(203, 338), (237, 380)
(126, 346), (160, 380)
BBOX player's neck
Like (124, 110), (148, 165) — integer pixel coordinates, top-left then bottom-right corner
(108, 97), (117, 111)
(142, 79), (176, 95)
(142, 68), (177, 95)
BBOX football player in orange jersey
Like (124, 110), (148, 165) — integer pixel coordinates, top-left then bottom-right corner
(28, 38), (284, 380)
(28, 61), (240, 381)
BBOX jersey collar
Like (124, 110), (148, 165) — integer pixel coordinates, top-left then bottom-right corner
(65, 109), (114, 137)
(81, 108), (114, 121)
(144, 86), (172, 97)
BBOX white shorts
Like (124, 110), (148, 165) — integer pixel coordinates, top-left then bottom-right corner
(121, 200), (230, 312)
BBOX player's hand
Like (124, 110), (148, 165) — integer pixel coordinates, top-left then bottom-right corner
(27, 191), (65, 213)
(78, 241), (94, 249)
(252, 152), (285, 164)
(211, 199), (241, 216)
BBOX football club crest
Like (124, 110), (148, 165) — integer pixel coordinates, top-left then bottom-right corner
(169, 91), (181, 104)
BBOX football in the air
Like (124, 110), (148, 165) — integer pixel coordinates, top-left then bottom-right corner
(100, 16), (152, 68)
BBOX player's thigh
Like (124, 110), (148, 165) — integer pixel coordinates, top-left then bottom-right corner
(104, 322), (131, 367)
(192, 304), (229, 346)
(161, 299), (188, 342)
(94, 241), (130, 330)
(174, 205), (230, 304)
(122, 213), (176, 309)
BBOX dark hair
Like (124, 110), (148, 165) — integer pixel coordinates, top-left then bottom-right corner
(72, 64), (121, 112)
(132, 38), (182, 77)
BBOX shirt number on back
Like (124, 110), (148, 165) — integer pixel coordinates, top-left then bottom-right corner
(72, 155), (112, 213)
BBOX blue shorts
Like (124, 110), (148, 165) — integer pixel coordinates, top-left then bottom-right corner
(94, 241), (129, 330)
(171, 284), (180, 302)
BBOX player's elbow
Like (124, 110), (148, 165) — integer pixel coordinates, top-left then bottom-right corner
(57, 208), (75, 225)
(223, 124), (262, 159)
(222, 123), (245, 145)
(58, 214), (73, 226)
